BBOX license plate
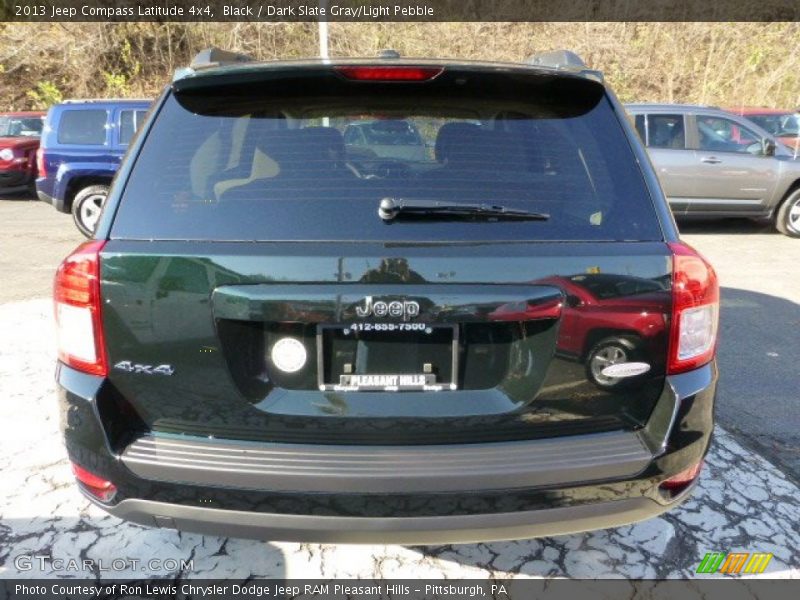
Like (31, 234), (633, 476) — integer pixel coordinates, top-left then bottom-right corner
(317, 323), (458, 392)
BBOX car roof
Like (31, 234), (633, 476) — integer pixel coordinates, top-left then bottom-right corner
(0, 111), (45, 117)
(725, 106), (798, 115)
(55, 99), (151, 108)
(625, 103), (724, 112)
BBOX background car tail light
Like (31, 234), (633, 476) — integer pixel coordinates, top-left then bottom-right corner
(334, 66), (444, 82)
(35, 147), (46, 177)
(667, 242), (719, 375)
(71, 462), (117, 502)
(54, 240), (107, 376)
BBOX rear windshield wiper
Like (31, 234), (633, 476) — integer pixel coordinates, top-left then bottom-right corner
(378, 198), (550, 222)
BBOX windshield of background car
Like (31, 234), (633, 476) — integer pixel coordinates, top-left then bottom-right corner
(572, 274), (666, 299)
(0, 115), (43, 137)
(111, 67), (663, 242)
(748, 113), (800, 138)
(358, 121), (422, 144)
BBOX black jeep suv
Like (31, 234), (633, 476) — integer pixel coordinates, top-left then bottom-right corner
(54, 49), (718, 543)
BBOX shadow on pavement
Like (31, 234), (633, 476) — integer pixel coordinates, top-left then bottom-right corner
(676, 218), (776, 235)
(715, 286), (800, 480)
(0, 190), (37, 201)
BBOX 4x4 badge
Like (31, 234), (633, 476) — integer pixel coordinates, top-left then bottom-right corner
(355, 296), (420, 321)
(114, 361), (174, 376)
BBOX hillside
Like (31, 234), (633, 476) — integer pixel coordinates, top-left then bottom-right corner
(1, 22), (799, 109)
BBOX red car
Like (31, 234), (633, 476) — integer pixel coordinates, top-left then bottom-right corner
(726, 106), (800, 152)
(489, 273), (671, 389)
(0, 111), (45, 193)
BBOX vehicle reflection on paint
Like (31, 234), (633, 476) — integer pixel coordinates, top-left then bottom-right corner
(490, 272), (671, 390)
(103, 256), (244, 344)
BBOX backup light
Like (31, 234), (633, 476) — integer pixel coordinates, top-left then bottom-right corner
(667, 242), (719, 374)
(54, 240), (107, 376)
(271, 337), (307, 373)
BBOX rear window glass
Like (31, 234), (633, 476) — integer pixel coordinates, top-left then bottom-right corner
(120, 109), (148, 144)
(112, 69), (662, 242)
(0, 115), (43, 137)
(58, 109), (107, 145)
(748, 113), (800, 138)
(644, 114), (685, 149)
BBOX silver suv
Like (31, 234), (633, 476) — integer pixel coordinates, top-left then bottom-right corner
(627, 104), (800, 237)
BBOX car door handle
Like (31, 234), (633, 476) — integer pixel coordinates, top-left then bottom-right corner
(700, 156), (722, 164)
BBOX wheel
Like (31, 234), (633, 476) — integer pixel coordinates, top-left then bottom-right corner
(585, 336), (638, 390)
(71, 185), (109, 237)
(775, 189), (800, 237)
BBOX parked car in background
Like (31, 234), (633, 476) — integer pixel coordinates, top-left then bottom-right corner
(36, 99), (151, 236)
(726, 107), (800, 153)
(0, 111), (45, 194)
(344, 119), (428, 162)
(628, 103), (800, 236)
(53, 48), (719, 543)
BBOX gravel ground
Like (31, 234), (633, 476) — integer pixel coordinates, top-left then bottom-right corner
(0, 201), (798, 579)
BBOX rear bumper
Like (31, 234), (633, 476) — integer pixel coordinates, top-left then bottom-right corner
(0, 168), (33, 189)
(36, 187), (60, 209)
(96, 494), (681, 545)
(120, 429), (653, 494)
(58, 362), (717, 542)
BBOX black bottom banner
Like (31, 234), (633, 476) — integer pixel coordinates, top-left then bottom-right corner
(0, 579), (796, 600)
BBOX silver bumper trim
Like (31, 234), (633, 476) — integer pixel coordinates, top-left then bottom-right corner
(121, 430), (652, 494)
(102, 495), (677, 544)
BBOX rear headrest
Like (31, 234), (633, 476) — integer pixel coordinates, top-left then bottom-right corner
(253, 128), (344, 173)
(434, 122), (483, 164)
(481, 129), (528, 172)
(301, 126), (346, 162)
(435, 123), (528, 172)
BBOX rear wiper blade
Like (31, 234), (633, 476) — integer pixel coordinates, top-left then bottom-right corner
(378, 197), (550, 222)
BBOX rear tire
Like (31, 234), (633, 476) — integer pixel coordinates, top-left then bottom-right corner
(775, 189), (800, 237)
(71, 185), (109, 237)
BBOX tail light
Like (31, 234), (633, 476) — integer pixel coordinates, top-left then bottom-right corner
(36, 147), (46, 177)
(667, 242), (719, 375)
(54, 241), (107, 376)
(335, 66), (444, 82)
(71, 462), (117, 502)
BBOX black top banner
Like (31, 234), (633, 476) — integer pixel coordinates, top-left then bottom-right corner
(3, 0), (800, 22)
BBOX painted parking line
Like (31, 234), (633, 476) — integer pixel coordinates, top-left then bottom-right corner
(0, 299), (797, 579)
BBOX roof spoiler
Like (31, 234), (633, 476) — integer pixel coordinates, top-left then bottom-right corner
(526, 50), (603, 82)
(190, 48), (255, 69)
(174, 47), (256, 81)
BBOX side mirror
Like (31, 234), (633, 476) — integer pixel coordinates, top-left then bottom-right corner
(763, 139), (777, 156)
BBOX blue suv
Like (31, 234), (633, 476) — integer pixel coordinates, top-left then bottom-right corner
(36, 99), (151, 236)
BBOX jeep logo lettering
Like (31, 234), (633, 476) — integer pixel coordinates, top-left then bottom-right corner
(355, 296), (420, 321)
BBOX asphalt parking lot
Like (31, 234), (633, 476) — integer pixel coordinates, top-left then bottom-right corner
(0, 196), (798, 579)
